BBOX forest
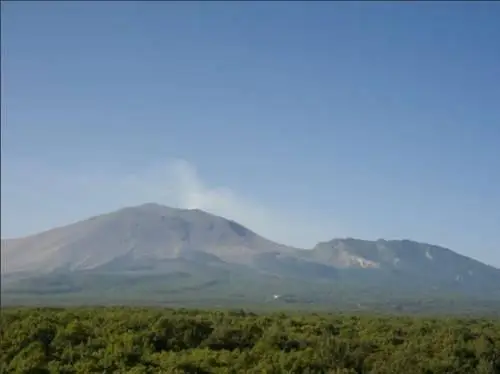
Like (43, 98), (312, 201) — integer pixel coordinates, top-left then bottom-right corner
(1, 307), (500, 373)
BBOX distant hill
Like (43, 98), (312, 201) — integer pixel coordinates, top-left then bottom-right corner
(299, 238), (500, 298)
(2, 203), (499, 312)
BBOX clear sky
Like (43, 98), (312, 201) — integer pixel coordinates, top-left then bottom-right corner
(2, 2), (499, 266)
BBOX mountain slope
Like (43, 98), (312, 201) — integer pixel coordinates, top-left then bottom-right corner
(2, 204), (499, 308)
(1, 203), (295, 275)
(299, 238), (500, 297)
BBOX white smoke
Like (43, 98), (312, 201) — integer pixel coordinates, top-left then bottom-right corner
(1, 158), (340, 248)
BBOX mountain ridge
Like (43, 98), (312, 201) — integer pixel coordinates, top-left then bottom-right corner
(3, 203), (496, 261)
(1, 203), (297, 275)
(2, 203), (498, 271)
(2, 203), (499, 308)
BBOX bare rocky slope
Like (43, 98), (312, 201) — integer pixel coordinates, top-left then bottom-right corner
(1, 203), (296, 275)
(2, 203), (499, 302)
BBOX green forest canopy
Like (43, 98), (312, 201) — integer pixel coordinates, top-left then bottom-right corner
(1, 307), (499, 373)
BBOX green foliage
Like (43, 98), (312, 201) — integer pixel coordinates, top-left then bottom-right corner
(1, 307), (499, 373)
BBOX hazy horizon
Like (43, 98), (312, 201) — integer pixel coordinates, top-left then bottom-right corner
(2, 2), (499, 267)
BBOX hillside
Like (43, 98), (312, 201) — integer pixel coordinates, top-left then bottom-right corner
(2, 203), (499, 311)
(1, 203), (295, 275)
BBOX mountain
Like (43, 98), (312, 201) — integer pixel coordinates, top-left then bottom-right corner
(2, 203), (500, 312)
(1, 203), (296, 275)
(302, 237), (499, 276)
(299, 238), (500, 297)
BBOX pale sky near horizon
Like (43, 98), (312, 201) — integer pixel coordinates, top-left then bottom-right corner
(1, 2), (499, 266)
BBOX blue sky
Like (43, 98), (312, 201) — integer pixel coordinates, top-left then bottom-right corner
(2, 2), (500, 266)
